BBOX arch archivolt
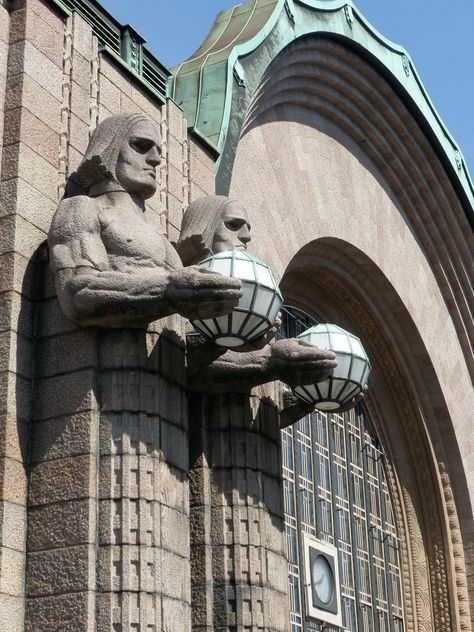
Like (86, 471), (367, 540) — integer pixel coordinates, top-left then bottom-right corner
(279, 242), (469, 632)
(228, 35), (472, 630)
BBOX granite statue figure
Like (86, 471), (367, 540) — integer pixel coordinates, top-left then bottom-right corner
(48, 114), (242, 328)
(176, 195), (338, 410)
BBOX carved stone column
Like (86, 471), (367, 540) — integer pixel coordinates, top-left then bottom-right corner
(189, 390), (288, 632)
(96, 320), (190, 632)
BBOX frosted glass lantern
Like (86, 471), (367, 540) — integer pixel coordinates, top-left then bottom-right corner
(293, 324), (371, 411)
(191, 249), (283, 348)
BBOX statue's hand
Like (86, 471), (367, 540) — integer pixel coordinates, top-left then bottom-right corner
(167, 267), (242, 320)
(268, 338), (336, 386)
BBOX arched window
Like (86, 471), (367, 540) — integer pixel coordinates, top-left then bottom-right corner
(280, 307), (405, 632)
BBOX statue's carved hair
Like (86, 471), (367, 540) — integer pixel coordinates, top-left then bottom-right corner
(176, 195), (241, 265)
(77, 113), (160, 191)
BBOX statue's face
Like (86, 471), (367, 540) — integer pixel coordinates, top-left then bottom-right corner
(115, 120), (162, 199)
(212, 201), (251, 253)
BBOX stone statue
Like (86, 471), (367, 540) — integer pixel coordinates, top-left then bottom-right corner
(176, 195), (337, 409)
(48, 114), (242, 328)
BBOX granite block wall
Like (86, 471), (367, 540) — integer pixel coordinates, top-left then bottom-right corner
(0, 2), (217, 630)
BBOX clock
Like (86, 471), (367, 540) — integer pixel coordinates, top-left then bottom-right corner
(304, 534), (342, 626)
(312, 554), (335, 605)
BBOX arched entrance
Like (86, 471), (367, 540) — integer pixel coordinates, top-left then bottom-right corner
(227, 36), (472, 624)
(173, 3), (473, 627)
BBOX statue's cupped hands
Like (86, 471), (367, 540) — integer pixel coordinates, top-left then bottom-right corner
(167, 266), (242, 320)
(268, 338), (337, 386)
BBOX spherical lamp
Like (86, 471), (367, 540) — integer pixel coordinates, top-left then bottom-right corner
(191, 249), (283, 348)
(293, 324), (371, 411)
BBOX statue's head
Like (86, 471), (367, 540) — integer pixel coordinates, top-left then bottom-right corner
(77, 113), (161, 199)
(176, 195), (251, 265)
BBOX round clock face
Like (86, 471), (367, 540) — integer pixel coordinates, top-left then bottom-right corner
(312, 554), (334, 605)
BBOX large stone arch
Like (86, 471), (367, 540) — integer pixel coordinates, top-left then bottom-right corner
(226, 36), (473, 630)
(280, 237), (469, 631)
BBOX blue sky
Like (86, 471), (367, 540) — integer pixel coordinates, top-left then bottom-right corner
(99, 0), (474, 174)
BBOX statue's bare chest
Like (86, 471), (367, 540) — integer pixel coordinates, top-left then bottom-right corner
(98, 207), (181, 270)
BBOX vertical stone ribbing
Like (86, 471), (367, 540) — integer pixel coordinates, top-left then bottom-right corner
(159, 103), (169, 229)
(182, 117), (189, 208)
(0, 3), (10, 169)
(57, 14), (72, 198)
(0, 9), (27, 631)
(89, 36), (99, 136)
(189, 392), (288, 632)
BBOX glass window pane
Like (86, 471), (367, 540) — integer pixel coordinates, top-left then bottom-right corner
(233, 258), (255, 280)
(248, 320), (270, 340)
(331, 333), (352, 352)
(334, 353), (352, 379)
(256, 264), (275, 288)
(253, 286), (276, 316)
(231, 310), (248, 334)
(214, 314), (230, 334)
(350, 357), (367, 384)
(241, 314), (263, 336)
(211, 257), (232, 276)
(238, 281), (255, 311)
(309, 332), (330, 349)
(350, 336), (366, 358)
(269, 296), (283, 324)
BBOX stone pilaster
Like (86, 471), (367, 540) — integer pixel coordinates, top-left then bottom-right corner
(189, 392), (288, 632)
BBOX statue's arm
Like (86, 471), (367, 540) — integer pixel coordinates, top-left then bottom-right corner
(49, 197), (178, 326)
(49, 197), (242, 327)
(187, 338), (336, 393)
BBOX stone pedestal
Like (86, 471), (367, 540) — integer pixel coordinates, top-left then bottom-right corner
(189, 392), (288, 632)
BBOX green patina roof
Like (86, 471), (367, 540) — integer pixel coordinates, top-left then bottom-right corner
(170, 0), (473, 212)
(171, 0), (281, 149)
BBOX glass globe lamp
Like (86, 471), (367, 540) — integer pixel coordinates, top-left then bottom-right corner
(191, 249), (283, 348)
(293, 323), (371, 411)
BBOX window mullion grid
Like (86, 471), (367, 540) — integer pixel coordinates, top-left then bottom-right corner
(327, 411), (353, 631)
(279, 307), (406, 632)
(379, 470), (401, 630)
(361, 419), (382, 632)
(295, 415), (316, 629)
(312, 412), (334, 544)
(345, 406), (367, 632)
(372, 436), (391, 632)
(297, 416), (316, 537)
(283, 424), (304, 630)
